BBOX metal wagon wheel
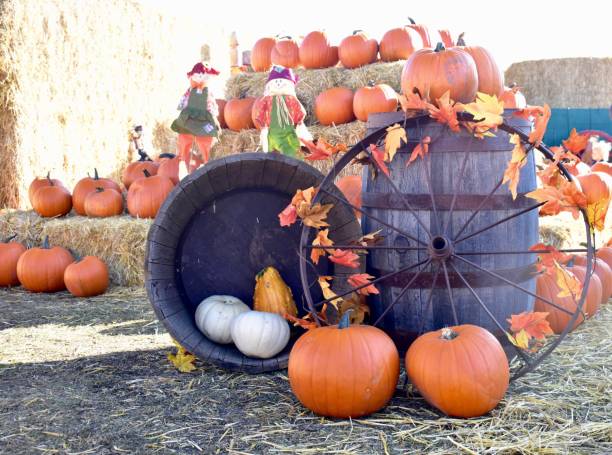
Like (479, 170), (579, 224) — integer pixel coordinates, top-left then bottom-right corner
(298, 112), (595, 381)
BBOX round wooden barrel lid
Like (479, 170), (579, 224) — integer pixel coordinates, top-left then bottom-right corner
(145, 152), (361, 373)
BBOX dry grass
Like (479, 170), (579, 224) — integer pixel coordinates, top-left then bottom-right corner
(0, 287), (610, 454)
(0, 0), (229, 209)
(505, 58), (612, 108)
(224, 61), (403, 125)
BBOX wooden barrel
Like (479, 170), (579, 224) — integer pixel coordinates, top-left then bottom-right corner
(363, 112), (538, 354)
(145, 153), (361, 373)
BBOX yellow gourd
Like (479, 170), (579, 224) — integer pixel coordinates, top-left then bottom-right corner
(254, 267), (297, 317)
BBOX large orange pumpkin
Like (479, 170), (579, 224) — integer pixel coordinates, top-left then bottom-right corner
(353, 83), (398, 122)
(64, 256), (109, 297)
(127, 170), (174, 219)
(289, 312), (399, 418)
(571, 255), (612, 303)
(84, 187), (124, 218)
(454, 33), (503, 97)
(0, 235), (26, 287)
(271, 36), (300, 68)
(315, 87), (355, 126)
(500, 84), (527, 109)
(122, 152), (159, 190)
(534, 272), (584, 333)
(596, 247), (612, 273)
(32, 179), (73, 217)
(338, 31), (378, 69)
(336, 175), (362, 218)
(406, 325), (509, 418)
(299, 31), (337, 69)
(407, 17), (432, 47)
(72, 168), (121, 215)
(251, 37), (277, 72)
(28, 172), (65, 207)
(225, 97), (256, 131)
(216, 99), (228, 128)
(401, 43), (478, 104)
(157, 154), (180, 185)
(379, 26), (422, 62)
(591, 161), (612, 177)
(570, 265), (602, 317)
(16, 237), (74, 293)
(325, 45), (340, 67)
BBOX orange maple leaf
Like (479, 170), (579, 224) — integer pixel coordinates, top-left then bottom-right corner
(301, 138), (334, 161)
(291, 186), (316, 206)
(347, 273), (379, 296)
(284, 313), (318, 330)
(329, 249), (360, 269)
(502, 134), (527, 199)
(559, 179), (588, 219)
(296, 202), (334, 228)
(507, 311), (554, 341)
(460, 92), (504, 138)
(318, 276), (342, 308)
(427, 91), (460, 132)
(385, 124), (407, 162)
(311, 228), (334, 264)
(553, 261), (582, 299)
(562, 128), (589, 154)
(278, 204), (297, 227)
(369, 144), (390, 177)
(586, 197), (610, 232)
(407, 136), (431, 166)
(525, 104), (551, 146)
(398, 90), (429, 111)
(338, 293), (370, 324)
(529, 243), (572, 274)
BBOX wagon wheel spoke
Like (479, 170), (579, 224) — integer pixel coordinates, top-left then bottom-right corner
(452, 254), (580, 318)
(312, 258), (430, 308)
(457, 248), (589, 256)
(423, 148), (442, 235)
(363, 147), (433, 239)
(443, 142), (473, 237)
(448, 261), (532, 364)
(318, 186), (428, 247)
(454, 202), (545, 245)
(417, 263), (440, 335)
(303, 244), (428, 251)
(373, 260), (432, 326)
(441, 261), (459, 326)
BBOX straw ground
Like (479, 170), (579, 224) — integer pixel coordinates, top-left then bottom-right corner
(0, 286), (610, 454)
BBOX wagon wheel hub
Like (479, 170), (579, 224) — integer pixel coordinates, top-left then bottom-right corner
(428, 235), (453, 260)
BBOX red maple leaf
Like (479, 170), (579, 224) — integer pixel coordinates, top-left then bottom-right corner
(369, 144), (390, 177)
(301, 138), (334, 161)
(398, 90), (429, 111)
(427, 91), (460, 132)
(329, 249), (360, 269)
(562, 128), (589, 154)
(407, 136), (431, 166)
(507, 311), (554, 341)
(347, 273), (379, 296)
(278, 204), (297, 227)
(529, 243), (572, 274)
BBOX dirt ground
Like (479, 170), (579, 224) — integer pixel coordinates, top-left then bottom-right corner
(0, 287), (610, 454)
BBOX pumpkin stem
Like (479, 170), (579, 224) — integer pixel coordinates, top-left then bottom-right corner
(3, 234), (17, 243)
(456, 33), (466, 46)
(352, 30), (363, 35)
(338, 309), (353, 329)
(407, 17), (416, 25)
(367, 80), (376, 87)
(42, 236), (50, 249)
(256, 267), (269, 279)
(440, 327), (458, 340)
(434, 42), (445, 52)
(95, 187), (105, 193)
(93, 168), (99, 180)
(277, 35), (292, 40)
(143, 169), (152, 178)
(47, 174), (54, 186)
(158, 152), (176, 159)
(137, 149), (152, 162)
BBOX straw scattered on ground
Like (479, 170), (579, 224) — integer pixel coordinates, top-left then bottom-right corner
(0, 286), (610, 454)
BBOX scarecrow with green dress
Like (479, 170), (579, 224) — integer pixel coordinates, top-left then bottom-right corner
(253, 65), (312, 158)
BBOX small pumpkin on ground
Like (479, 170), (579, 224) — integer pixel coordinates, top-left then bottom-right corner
(289, 311), (399, 418)
(353, 82), (398, 122)
(254, 266), (297, 317)
(534, 272), (584, 333)
(32, 177), (73, 217)
(195, 295), (250, 344)
(28, 172), (64, 207)
(0, 235), (26, 287)
(72, 168), (122, 215)
(16, 237), (74, 293)
(338, 30), (378, 69)
(231, 311), (290, 359)
(64, 256), (109, 297)
(84, 187), (124, 218)
(315, 87), (355, 126)
(406, 325), (509, 418)
(122, 150), (159, 190)
(127, 170), (174, 219)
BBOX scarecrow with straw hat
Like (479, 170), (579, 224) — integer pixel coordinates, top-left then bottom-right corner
(253, 65), (312, 158)
(171, 61), (221, 174)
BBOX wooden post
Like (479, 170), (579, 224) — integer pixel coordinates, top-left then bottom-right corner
(229, 31), (239, 67)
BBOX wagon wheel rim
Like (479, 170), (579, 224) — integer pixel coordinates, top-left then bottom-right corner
(298, 113), (594, 382)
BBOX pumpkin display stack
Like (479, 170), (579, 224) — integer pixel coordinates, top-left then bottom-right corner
(31, 175), (73, 218)
(122, 150), (159, 190)
(28, 172), (65, 207)
(72, 168), (121, 215)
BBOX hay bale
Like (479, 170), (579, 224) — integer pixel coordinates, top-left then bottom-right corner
(0, 0), (229, 209)
(224, 62), (404, 125)
(505, 58), (612, 108)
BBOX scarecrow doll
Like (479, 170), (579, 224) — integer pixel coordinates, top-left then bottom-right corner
(253, 65), (312, 158)
(171, 62), (220, 173)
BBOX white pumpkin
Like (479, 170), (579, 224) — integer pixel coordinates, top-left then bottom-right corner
(195, 295), (250, 344)
(230, 311), (290, 359)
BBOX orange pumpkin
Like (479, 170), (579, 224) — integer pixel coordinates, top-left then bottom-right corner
(315, 87), (355, 126)
(596, 247), (612, 273)
(353, 83), (398, 122)
(299, 31), (337, 69)
(64, 256), (109, 297)
(32, 178), (72, 217)
(271, 36), (300, 68)
(407, 17), (432, 48)
(454, 33), (503, 97)
(571, 255), (612, 303)
(325, 45), (339, 67)
(570, 265), (602, 317)
(16, 237), (74, 293)
(72, 168), (121, 215)
(84, 187), (124, 218)
(28, 172), (64, 207)
(591, 161), (612, 177)
(127, 170), (174, 219)
(338, 31), (378, 69)
(157, 154), (180, 185)
(500, 84), (527, 109)
(406, 325), (509, 418)
(225, 97), (256, 131)
(122, 151), (159, 190)
(0, 235), (26, 287)
(251, 97), (265, 130)
(288, 312), (399, 418)
(535, 272), (584, 333)
(379, 25), (422, 62)
(336, 175), (362, 218)
(401, 42), (478, 104)
(251, 37), (277, 72)
(216, 99), (227, 128)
